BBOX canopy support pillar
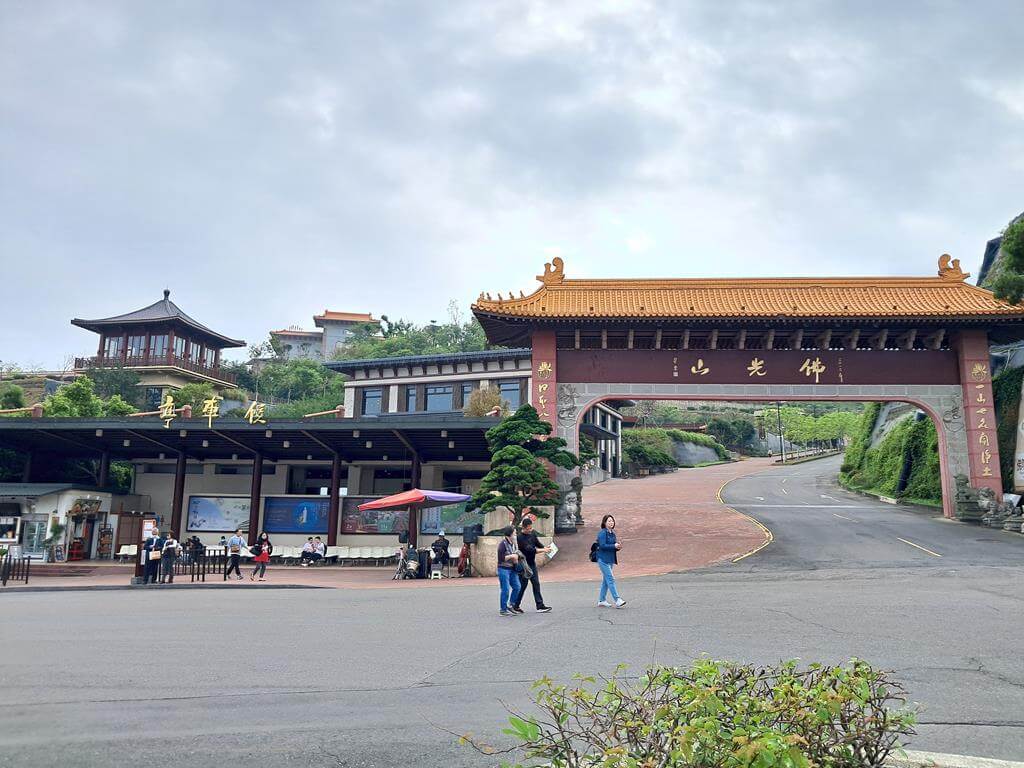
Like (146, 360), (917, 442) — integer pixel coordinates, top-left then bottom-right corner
(248, 453), (263, 545)
(328, 452), (342, 546)
(170, 451), (186, 536)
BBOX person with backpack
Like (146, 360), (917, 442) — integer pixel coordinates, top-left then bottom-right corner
(225, 528), (245, 580)
(496, 526), (524, 617)
(250, 532), (272, 581)
(593, 514), (626, 608)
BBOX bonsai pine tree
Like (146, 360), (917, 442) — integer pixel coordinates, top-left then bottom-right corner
(471, 404), (579, 527)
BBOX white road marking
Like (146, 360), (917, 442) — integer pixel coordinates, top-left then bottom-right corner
(755, 496), (765, 501)
(896, 537), (942, 558)
(820, 494), (839, 501)
(781, 488), (788, 495)
(832, 513), (857, 522)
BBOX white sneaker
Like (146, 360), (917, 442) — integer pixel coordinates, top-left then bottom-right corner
(615, 598), (627, 608)
(597, 600), (612, 607)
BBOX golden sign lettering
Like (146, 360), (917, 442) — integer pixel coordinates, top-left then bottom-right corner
(982, 466), (993, 477)
(690, 358), (710, 376)
(979, 433), (990, 447)
(244, 401), (267, 425)
(980, 449), (992, 465)
(971, 363), (989, 381)
(536, 361), (553, 379)
(799, 357), (826, 384)
(978, 417), (989, 429)
(201, 395), (223, 428)
(747, 358), (766, 377)
(158, 394), (176, 429)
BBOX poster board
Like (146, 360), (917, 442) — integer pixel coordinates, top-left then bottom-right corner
(263, 497), (329, 534)
(419, 502), (480, 535)
(340, 498), (408, 534)
(186, 497), (250, 532)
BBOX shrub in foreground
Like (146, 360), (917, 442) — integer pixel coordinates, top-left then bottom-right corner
(465, 658), (916, 767)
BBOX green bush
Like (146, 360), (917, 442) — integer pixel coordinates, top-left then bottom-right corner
(992, 365), (1023, 492)
(902, 417), (941, 501)
(842, 411), (942, 505)
(469, 658), (916, 767)
(839, 402), (880, 475)
(666, 429), (730, 460)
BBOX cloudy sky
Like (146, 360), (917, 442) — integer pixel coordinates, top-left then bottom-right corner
(2, 1), (1022, 368)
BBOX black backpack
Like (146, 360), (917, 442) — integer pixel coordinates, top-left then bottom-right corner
(589, 541), (599, 562)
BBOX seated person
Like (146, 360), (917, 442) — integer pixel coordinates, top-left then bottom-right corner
(431, 530), (451, 565)
(301, 537), (326, 566)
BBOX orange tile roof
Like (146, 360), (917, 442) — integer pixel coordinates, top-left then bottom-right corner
(270, 328), (323, 337)
(472, 256), (1024, 321)
(314, 311), (377, 323)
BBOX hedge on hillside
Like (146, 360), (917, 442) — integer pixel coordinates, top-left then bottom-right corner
(623, 428), (730, 468)
(992, 365), (1023, 492)
(665, 429), (731, 460)
(840, 406), (941, 505)
(839, 402), (880, 476)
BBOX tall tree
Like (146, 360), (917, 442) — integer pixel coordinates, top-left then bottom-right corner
(988, 217), (1024, 303)
(470, 404), (578, 527)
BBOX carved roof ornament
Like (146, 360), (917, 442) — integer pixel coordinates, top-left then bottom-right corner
(536, 256), (565, 286)
(938, 253), (970, 281)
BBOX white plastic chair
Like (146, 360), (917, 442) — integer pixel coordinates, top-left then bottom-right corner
(336, 546), (351, 565)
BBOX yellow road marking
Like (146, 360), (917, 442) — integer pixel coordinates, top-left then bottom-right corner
(896, 537), (941, 558)
(716, 478), (774, 564)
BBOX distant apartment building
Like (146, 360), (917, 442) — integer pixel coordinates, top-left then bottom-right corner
(270, 311), (377, 361)
(72, 290), (245, 407)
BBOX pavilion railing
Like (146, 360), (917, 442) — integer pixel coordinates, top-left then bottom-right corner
(0, 554), (30, 587)
(168, 550), (228, 583)
(74, 355), (237, 385)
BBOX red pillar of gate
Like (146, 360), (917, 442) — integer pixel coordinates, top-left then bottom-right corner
(530, 329), (558, 430)
(956, 330), (1002, 496)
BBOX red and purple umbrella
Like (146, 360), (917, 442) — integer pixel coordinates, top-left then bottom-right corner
(357, 488), (471, 512)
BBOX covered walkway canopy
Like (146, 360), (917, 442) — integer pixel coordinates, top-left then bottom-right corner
(0, 413), (498, 544)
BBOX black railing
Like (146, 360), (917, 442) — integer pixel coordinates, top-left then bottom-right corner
(1, 554), (30, 586)
(167, 551), (228, 583)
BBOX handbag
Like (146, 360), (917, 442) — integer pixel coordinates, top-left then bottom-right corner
(520, 559), (534, 579)
(249, 545), (260, 556)
(149, 548), (162, 561)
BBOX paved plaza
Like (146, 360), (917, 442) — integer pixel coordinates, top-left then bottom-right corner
(3, 459), (1024, 766)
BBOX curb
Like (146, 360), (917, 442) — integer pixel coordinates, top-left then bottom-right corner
(715, 477), (774, 564)
(891, 750), (1024, 768)
(0, 583), (328, 594)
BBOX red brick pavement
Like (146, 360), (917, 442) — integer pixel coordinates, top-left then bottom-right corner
(18, 460), (771, 591)
(541, 458), (772, 582)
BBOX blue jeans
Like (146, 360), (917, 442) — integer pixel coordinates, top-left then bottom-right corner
(498, 567), (522, 612)
(598, 561), (620, 602)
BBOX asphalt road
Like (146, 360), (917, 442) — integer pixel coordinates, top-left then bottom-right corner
(2, 458), (1023, 767)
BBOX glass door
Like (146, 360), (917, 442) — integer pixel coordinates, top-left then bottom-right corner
(21, 520), (47, 557)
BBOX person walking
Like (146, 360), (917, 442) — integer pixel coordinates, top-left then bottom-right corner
(250, 532), (272, 581)
(496, 526), (523, 617)
(513, 517), (552, 613)
(158, 532), (180, 584)
(595, 515), (626, 608)
(225, 528), (245, 580)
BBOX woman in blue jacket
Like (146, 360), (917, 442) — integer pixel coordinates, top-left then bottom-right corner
(496, 526), (524, 616)
(596, 515), (626, 608)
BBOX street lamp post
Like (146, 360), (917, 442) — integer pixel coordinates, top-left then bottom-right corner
(776, 401), (786, 463)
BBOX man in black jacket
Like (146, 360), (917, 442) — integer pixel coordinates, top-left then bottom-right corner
(512, 517), (552, 613)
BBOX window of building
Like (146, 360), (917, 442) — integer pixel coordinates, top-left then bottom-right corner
(288, 465), (344, 495)
(144, 387), (163, 409)
(425, 385), (454, 412)
(104, 336), (123, 358)
(189, 344), (202, 364)
(204, 348), (216, 367)
(142, 463), (204, 475)
(405, 386), (417, 412)
(498, 380), (521, 410)
(174, 336), (186, 358)
(460, 382), (474, 408)
(149, 334), (168, 358)
(362, 388), (383, 416)
(127, 335), (146, 357)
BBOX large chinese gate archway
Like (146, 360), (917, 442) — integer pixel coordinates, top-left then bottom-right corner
(473, 256), (1024, 524)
